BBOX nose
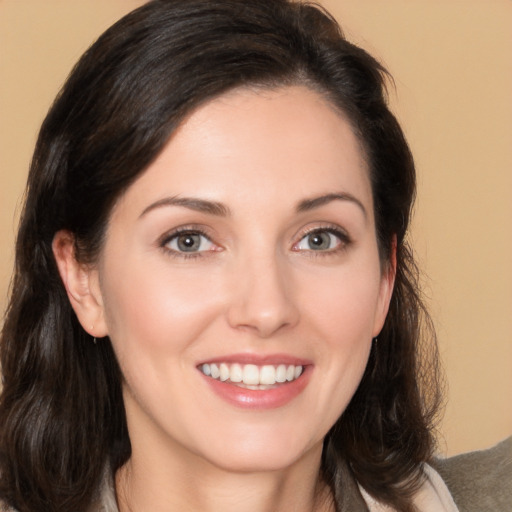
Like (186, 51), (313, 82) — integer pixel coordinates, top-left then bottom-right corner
(226, 252), (300, 338)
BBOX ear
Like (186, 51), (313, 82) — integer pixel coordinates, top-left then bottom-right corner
(372, 235), (397, 337)
(52, 230), (108, 338)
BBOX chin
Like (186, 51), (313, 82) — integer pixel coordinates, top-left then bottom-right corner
(192, 430), (323, 474)
(206, 451), (310, 474)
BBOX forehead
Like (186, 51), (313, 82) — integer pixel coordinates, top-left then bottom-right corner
(112, 85), (372, 220)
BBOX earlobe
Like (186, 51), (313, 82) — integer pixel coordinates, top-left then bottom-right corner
(52, 230), (108, 337)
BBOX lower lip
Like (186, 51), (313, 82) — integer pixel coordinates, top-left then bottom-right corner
(200, 366), (312, 410)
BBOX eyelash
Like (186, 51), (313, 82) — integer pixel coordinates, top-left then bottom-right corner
(293, 226), (351, 256)
(158, 224), (351, 260)
(159, 226), (217, 260)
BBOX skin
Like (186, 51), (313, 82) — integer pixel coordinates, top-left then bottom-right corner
(54, 85), (395, 512)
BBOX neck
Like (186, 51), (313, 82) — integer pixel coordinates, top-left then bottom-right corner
(115, 444), (334, 512)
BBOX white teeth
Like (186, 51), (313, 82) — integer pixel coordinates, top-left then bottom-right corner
(260, 365), (276, 385)
(200, 362), (304, 386)
(230, 363), (243, 383)
(276, 364), (287, 383)
(219, 363), (229, 381)
(242, 364), (260, 385)
(210, 363), (220, 379)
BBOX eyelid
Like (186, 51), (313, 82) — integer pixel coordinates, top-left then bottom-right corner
(158, 225), (222, 258)
(292, 224), (351, 252)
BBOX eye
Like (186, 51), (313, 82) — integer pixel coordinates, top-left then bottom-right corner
(294, 228), (346, 252)
(164, 231), (215, 253)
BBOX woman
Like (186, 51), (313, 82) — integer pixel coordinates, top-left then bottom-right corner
(0, 1), (509, 511)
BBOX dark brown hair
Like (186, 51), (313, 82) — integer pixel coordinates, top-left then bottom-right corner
(0, 1), (441, 510)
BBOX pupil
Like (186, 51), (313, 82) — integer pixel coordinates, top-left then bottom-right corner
(178, 234), (199, 252)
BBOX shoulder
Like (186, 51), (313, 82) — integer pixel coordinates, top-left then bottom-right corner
(431, 436), (512, 512)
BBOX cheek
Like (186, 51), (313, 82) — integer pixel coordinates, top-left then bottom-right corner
(298, 263), (382, 413)
(300, 261), (383, 341)
(100, 257), (224, 360)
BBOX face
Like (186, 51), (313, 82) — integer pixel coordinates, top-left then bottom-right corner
(91, 86), (394, 473)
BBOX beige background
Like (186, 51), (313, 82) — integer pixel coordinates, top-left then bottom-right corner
(1, 1), (510, 456)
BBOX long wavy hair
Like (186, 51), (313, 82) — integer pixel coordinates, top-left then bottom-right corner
(0, 1), (442, 510)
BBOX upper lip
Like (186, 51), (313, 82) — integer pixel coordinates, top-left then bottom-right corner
(197, 353), (312, 367)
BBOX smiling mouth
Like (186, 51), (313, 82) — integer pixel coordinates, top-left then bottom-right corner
(199, 363), (304, 389)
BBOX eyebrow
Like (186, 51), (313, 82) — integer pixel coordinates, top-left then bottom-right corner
(140, 196), (231, 218)
(140, 191), (366, 219)
(296, 192), (367, 218)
